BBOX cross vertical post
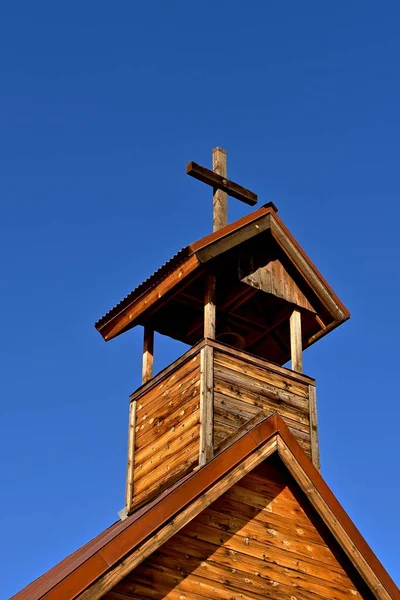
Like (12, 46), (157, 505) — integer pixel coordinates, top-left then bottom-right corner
(212, 147), (227, 232)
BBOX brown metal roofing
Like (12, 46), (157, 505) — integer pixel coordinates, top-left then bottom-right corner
(94, 247), (191, 330)
(12, 413), (399, 600)
(94, 203), (277, 331)
(94, 201), (350, 343)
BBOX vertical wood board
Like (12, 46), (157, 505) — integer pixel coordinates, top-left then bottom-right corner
(199, 345), (214, 465)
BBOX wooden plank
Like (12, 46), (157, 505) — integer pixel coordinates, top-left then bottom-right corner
(141, 326), (154, 384)
(135, 393), (200, 456)
(214, 350), (310, 396)
(191, 512), (344, 572)
(241, 258), (316, 313)
(133, 411), (200, 483)
(135, 364), (200, 429)
(290, 309), (303, 373)
(130, 341), (203, 401)
(125, 400), (137, 513)
(213, 358), (309, 401)
(132, 557), (328, 600)
(199, 345), (214, 465)
(214, 410), (270, 453)
(133, 438), (199, 496)
(170, 532), (358, 595)
(186, 160), (258, 208)
(213, 381), (309, 429)
(194, 214), (271, 263)
(147, 544), (360, 600)
(134, 356), (200, 420)
(131, 441), (199, 510)
(309, 384), (320, 471)
(209, 338), (314, 385)
(204, 273), (216, 339)
(212, 147), (228, 231)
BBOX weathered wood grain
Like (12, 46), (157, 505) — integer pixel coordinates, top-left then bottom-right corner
(199, 345), (213, 465)
(214, 350), (309, 397)
(204, 273), (216, 338)
(290, 309), (303, 372)
(141, 326), (154, 384)
(277, 438), (388, 599)
(111, 459), (371, 600)
(212, 147), (228, 230)
(241, 257), (316, 313)
(83, 438), (278, 600)
(208, 338), (315, 385)
(125, 399), (137, 512)
(186, 153), (258, 210)
(309, 384), (321, 470)
(212, 346), (315, 461)
(128, 348), (201, 512)
(134, 353), (200, 413)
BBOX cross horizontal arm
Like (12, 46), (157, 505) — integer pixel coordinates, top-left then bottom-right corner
(187, 161), (258, 206)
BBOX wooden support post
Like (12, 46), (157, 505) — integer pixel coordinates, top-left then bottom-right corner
(125, 399), (137, 513)
(204, 273), (216, 339)
(212, 147), (227, 231)
(290, 309), (303, 373)
(142, 326), (154, 384)
(199, 345), (214, 465)
(309, 384), (320, 471)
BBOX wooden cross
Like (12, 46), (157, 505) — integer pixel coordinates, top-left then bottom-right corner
(187, 147), (258, 232)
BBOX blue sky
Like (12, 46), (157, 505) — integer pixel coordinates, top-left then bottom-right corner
(1, 2), (399, 597)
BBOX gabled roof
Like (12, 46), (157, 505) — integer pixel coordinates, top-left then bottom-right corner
(94, 203), (350, 364)
(12, 414), (398, 600)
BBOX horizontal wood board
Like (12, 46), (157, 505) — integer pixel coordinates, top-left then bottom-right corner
(213, 348), (313, 460)
(130, 353), (201, 511)
(107, 458), (373, 600)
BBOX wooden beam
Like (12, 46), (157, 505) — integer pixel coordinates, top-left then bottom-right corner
(125, 400), (137, 512)
(199, 345), (214, 465)
(212, 147), (228, 230)
(309, 384), (320, 471)
(246, 305), (292, 351)
(187, 160), (258, 208)
(290, 309), (303, 373)
(221, 284), (258, 312)
(142, 326), (154, 383)
(204, 273), (216, 339)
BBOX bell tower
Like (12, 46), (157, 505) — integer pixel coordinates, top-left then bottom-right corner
(95, 148), (350, 515)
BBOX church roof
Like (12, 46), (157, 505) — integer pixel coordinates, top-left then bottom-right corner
(12, 414), (398, 600)
(94, 203), (350, 365)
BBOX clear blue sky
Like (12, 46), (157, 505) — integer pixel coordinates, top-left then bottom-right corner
(1, 2), (399, 597)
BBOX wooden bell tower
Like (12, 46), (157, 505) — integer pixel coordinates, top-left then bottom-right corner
(95, 148), (350, 516)
(15, 148), (399, 600)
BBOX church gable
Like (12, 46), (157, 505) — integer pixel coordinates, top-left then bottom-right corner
(239, 251), (316, 314)
(105, 456), (374, 600)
